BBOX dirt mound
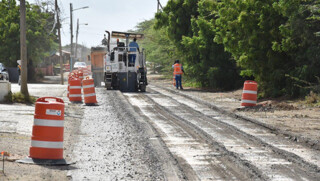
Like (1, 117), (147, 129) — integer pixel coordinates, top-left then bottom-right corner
(236, 100), (298, 112)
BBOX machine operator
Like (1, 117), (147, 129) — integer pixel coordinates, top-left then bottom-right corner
(128, 38), (139, 65)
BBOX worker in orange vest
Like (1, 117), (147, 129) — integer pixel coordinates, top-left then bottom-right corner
(172, 60), (185, 89)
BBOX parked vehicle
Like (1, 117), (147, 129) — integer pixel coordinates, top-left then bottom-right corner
(74, 61), (87, 69)
(0, 63), (9, 81)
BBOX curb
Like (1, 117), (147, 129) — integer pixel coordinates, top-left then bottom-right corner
(153, 84), (320, 151)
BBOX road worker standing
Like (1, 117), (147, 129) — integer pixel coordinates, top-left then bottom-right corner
(172, 59), (185, 89)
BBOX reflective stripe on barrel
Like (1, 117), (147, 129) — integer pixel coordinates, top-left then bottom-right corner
(31, 140), (63, 149)
(83, 84), (94, 89)
(69, 86), (82, 89)
(34, 119), (64, 127)
(84, 93), (96, 97)
(242, 90), (257, 94)
(241, 99), (257, 104)
(69, 94), (82, 97)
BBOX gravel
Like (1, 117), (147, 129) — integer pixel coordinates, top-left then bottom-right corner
(68, 88), (165, 180)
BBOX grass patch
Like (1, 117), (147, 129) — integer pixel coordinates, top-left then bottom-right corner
(4, 91), (36, 104)
(183, 80), (202, 88)
(183, 77), (202, 88)
(304, 91), (320, 106)
(162, 74), (203, 88)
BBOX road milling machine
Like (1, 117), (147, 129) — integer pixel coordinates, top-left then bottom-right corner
(104, 31), (148, 92)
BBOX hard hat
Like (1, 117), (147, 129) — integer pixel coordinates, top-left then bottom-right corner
(17, 60), (22, 65)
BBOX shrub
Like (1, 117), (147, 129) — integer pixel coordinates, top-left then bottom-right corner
(305, 91), (320, 105)
(4, 91), (36, 104)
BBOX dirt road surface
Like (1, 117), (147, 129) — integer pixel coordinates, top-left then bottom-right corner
(0, 76), (319, 180)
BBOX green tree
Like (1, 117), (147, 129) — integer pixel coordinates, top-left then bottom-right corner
(137, 19), (179, 74)
(0, 0), (57, 72)
(154, 0), (241, 90)
(181, 0), (241, 89)
(213, 0), (320, 97)
(0, 0), (20, 65)
(155, 0), (199, 46)
(272, 0), (320, 96)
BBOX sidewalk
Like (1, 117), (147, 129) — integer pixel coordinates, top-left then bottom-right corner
(0, 83), (67, 136)
(149, 74), (320, 150)
(0, 82), (73, 180)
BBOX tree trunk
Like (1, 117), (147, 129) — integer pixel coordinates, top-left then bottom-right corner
(56, 0), (64, 85)
(20, 0), (29, 96)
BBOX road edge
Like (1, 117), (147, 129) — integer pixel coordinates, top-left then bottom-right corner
(154, 85), (320, 151)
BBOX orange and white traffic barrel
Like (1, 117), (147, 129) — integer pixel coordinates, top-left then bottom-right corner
(78, 70), (84, 80)
(81, 67), (89, 77)
(69, 78), (82, 102)
(67, 73), (75, 98)
(29, 97), (65, 160)
(64, 64), (70, 72)
(67, 83), (69, 98)
(172, 75), (176, 87)
(82, 77), (97, 105)
(241, 80), (258, 107)
(87, 65), (92, 75)
(67, 76), (71, 98)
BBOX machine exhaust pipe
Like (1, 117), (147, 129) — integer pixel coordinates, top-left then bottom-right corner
(105, 31), (111, 52)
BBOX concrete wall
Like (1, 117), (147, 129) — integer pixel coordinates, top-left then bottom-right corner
(0, 81), (11, 102)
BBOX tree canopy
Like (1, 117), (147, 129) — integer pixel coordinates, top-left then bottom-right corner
(139, 0), (320, 97)
(153, 0), (241, 90)
(0, 0), (57, 67)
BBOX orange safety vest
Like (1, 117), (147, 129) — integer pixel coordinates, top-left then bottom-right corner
(173, 63), (183, 75)
(18, 65), (21, 70)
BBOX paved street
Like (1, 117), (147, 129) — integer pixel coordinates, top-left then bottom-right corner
(0, 80), (319, 180)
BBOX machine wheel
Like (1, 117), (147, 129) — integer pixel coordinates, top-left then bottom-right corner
(140, 85), (146, 92)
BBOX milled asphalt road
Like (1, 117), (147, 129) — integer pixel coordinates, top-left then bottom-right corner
(1, 81), (182, 180)
(1, 79), (319, 180)
(67, 88), (173, 180)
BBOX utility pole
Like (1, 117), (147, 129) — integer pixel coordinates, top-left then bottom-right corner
(75, 18), (79, 60)
(70, 4), (88, 70)
(20, 0), (29, 96)
(70, 3), (74, 71)
(157, 0), (163, 13)
(55, 0), (64, 85)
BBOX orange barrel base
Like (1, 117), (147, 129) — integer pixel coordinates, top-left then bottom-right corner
(30, 147), (63, 160)
(241, 80), (258, 107)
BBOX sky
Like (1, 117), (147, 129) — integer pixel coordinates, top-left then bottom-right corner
(28, 0), (169, 47)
